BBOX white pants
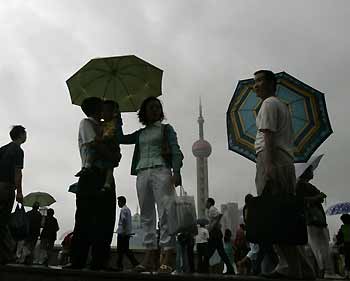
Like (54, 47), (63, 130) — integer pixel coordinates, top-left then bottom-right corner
(307, 225), (333, 273)
(136, 167), (175, 250)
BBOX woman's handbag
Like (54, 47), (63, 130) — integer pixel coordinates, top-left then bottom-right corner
(168, 186), (197, 235)
(246, 194), (307, 245)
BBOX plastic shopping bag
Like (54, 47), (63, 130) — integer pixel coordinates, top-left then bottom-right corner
(168, 187), (197, 235)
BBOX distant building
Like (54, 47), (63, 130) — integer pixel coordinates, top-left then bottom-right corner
(220, 202), (240, 239)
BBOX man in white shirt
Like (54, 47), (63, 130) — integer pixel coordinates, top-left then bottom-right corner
(253, 70), (314, 279)
(115, 196), (139, 271)
(70, 97), (116, 271)
(206, 198), (235, 274)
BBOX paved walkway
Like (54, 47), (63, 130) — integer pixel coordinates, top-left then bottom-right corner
(0, 264), (346, 281)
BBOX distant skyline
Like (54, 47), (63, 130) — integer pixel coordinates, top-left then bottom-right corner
(0, 1), (349, 241)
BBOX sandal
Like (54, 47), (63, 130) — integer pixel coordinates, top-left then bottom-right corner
(158, 264), (173, 273)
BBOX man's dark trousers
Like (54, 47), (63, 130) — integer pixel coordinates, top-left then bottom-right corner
(0, 183), (15, 264)
(71, 168), (116, 269)
(208, 229), (235, 273)
(116, 234), (139, 269)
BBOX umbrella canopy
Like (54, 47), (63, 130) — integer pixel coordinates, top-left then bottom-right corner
(227, 72), (333, 162)
(66, 55), (163, 112)
(295, 154), (324, 179)
(23, 192), (56, 207)
(326, 202), (350, 216)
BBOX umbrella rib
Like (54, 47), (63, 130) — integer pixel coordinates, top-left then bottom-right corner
(114, 75), (137, 109)
(81, 73), (109, 89)
(285, 98), (305, 105)
(244, 123), (256, 134)
(102, 77), (114, 100)
(292, 116), (308, 122)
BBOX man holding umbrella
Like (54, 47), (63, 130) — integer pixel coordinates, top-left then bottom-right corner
(253, 70), (314, 279)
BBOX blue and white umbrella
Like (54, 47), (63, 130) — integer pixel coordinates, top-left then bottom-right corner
(326, 202), (350, 216)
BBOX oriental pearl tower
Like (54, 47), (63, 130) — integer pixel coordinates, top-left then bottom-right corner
(192, 100), (212, 219)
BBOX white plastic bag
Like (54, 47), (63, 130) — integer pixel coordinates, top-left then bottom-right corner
(168, 187), (197, 235)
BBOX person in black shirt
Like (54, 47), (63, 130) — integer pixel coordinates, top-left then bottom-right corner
(23, 202), (42, 264)
(39, 208), (59, 266)
(0, 125), (26, 264)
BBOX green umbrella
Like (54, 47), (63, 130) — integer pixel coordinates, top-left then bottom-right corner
(23, 192), (56, 207)
(66, 55), (163, 112)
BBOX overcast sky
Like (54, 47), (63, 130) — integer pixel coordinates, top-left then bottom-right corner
(1, 0), (349, 241)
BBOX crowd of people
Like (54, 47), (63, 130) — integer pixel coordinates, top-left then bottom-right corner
(0, 70), (349, 279)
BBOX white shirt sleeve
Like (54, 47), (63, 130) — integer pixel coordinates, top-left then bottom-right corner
(257, 99), (279, 132)
(79, 119), (96, 145)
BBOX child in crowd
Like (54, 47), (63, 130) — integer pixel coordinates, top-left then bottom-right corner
(195, 221), (209, 273)
(99, 100), (122, 190)
(75, 100), (122, 191)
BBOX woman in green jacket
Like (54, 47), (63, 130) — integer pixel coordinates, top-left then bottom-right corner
(119, 97), (183, 273)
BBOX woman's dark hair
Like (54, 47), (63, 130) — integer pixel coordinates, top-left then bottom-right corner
(10, 125), (26, 141)
(137, 96), (164, 125)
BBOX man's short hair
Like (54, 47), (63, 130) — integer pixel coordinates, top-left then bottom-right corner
(207, 197), (215, 206)
(117, 196), (126, 205)
(254, 70), (277, 91)
(81, 97), (102, 117)
(9, 125), (26, 141)
(47, 208), (54, 216)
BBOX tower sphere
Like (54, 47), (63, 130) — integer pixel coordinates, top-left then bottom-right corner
(192, 139), (212, 158)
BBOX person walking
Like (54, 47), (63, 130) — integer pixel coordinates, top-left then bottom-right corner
(23, 201), (42, 264)
(119, 96), (184, 273)
(115, 196), (139, 271)
(0, 125), (26, 265)
(296, 165), (335, 278)
(70, 97), (117, 270)
(39, 208), (59, 266)
(336, 214), (350, 278)
(206, 198), (235, 274)
(223, 229), (235, 270)
(195, 221), (209, 273)
(253, 70), (315, 279)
